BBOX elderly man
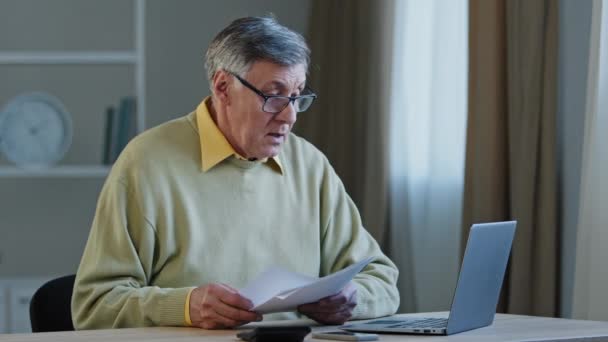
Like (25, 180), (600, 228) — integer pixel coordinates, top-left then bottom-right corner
(72, 16), (399, 330)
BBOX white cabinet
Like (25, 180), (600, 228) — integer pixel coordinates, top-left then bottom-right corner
(0, 278), (51, 333)
(9, 286), (38, 333)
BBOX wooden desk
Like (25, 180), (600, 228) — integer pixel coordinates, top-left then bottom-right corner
(2, 312), (608, 341)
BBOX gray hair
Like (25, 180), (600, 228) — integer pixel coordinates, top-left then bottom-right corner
(204, 16), (310, 85)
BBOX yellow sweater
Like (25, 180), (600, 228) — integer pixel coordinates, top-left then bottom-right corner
(71, 100), (400, 329)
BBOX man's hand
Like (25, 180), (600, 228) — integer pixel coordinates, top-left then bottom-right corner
(189, 283), (262, 329)
(297, 281), (358, 325)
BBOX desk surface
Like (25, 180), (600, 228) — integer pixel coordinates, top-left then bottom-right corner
(2, 312), (608, 341)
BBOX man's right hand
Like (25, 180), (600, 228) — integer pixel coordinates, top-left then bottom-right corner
(189, 283), (262, 329)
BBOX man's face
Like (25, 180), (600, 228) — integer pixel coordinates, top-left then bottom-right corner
(223, 61), (307, 159)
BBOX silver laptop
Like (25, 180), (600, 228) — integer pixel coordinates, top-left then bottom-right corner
(342, 221), (517, 335)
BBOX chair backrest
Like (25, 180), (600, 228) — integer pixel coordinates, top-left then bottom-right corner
(29, 275), (76, 332)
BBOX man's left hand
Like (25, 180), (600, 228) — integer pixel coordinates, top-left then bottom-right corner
(297, 281), (358, 325)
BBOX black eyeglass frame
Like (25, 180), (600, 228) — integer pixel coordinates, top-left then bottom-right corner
(229, 72), (317, 114)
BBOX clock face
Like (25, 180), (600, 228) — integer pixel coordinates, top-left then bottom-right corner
(0, 92), (72, 168)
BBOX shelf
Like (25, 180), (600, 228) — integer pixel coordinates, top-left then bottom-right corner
(0, 0), (145, 180)
(0, 165), (111, 178)
(0, 51), (137, 64)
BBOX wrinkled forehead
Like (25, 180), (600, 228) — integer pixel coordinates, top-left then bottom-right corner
(244, 61), (307, 88)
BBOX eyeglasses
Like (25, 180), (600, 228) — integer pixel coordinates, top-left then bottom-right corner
(230, 72), (317, 114)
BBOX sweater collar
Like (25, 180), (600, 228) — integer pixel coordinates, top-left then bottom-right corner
(195, 97), (284, 174)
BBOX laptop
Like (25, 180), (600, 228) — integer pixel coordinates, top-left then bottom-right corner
(342, 221), (517, 336)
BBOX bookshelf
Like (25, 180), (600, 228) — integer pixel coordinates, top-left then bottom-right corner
(0, 0), (146, 178)
(0, 52), (137, 64)
(0, 165), (111, 178)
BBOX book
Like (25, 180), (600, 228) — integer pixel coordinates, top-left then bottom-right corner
(101, 96), (138, 164)
(102, 106), (115, 165)
(115, 97), (136, 161)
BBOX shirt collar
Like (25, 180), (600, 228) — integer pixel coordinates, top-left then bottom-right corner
(195, 97), (284, 174)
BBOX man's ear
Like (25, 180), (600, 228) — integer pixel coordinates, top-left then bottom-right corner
(211, 70), (231, 106)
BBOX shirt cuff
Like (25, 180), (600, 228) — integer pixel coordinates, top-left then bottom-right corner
(184, 288), (195, 326)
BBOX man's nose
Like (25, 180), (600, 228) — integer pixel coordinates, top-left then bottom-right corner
(275, 101), (297, 125)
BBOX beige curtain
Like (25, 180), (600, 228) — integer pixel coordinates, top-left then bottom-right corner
(463, 0), (559, 316)
(297, 0), (395, 244)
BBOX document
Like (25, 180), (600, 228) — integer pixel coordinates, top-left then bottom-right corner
(239, 257), (373, 314)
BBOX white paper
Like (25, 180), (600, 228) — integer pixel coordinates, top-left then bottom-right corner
(239, 257), (374, 314)
(239, 267), (317, 307)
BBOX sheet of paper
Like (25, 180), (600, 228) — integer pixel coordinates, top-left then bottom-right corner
(240, 267), (317, 307)
(239, 257), (374, 314)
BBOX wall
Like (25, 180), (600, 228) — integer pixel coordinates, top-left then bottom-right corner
(556, 0), (593, 318)
(0, 0), (134, 278)
(146, 0), (311, 128)
(0, 0), (310, 276)
(0, 0), (310, 333)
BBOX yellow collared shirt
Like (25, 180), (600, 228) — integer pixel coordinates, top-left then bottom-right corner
(196, 97), (283, 174)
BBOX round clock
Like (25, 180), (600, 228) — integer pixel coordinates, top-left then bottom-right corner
(0, 92), (73, 169)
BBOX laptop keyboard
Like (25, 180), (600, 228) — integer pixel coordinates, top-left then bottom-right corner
(386, 318), (448, 329)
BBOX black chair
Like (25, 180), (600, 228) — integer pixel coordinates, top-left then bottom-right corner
(29, 275), (76, 332)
